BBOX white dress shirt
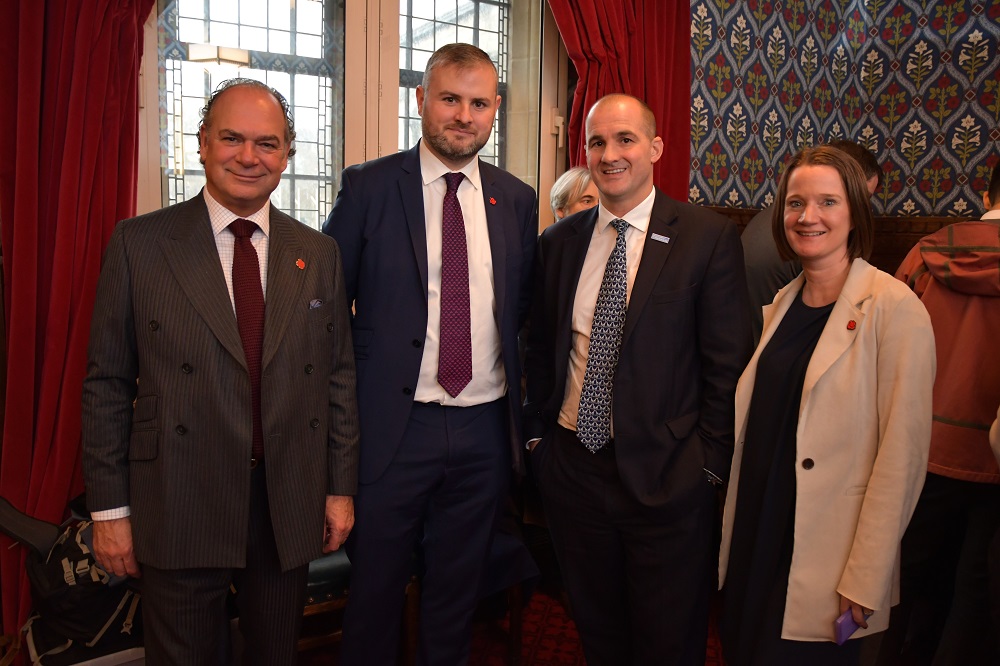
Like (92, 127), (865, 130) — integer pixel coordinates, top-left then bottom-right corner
(413, 141), (505, 406)
(557, 187), (656, 433)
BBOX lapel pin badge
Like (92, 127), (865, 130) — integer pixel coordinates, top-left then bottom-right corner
(489, 197), (497, 205)
(296, 258), (306, 270)
(847, 320), (856, 330)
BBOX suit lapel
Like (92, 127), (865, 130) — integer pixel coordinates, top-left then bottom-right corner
(560, 210), (599, 336)
(801, 259), (875, 402)
(262, 210), (306, 369)
(158, 196), (246, 368)
(399, 146), (429, 298)
(623, 191), (677, 346)
(480, 161), (507, 325)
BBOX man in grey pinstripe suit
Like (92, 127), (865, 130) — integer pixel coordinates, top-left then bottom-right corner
(82, 79), (359, 665)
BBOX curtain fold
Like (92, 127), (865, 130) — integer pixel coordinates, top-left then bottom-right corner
(0, 0), (154, 645)
(548, 0), (691, 200)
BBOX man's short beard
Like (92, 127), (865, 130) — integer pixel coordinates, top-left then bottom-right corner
(423, 125), (487, 163)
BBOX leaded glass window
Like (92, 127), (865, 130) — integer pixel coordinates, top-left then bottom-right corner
(158, 0), (344, 230)
(398, 0), (509, 167)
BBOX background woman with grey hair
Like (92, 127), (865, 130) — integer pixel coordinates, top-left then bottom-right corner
(549, 166), (598, 219)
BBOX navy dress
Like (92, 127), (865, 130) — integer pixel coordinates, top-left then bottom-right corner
(721, 290), (860, 666)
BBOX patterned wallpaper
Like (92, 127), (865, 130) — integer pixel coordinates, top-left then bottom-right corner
(689, 0), (1000, 216)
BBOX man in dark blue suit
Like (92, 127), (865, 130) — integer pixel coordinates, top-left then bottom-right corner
(524, 95), (752, 665)
(323, 43), (537, 665)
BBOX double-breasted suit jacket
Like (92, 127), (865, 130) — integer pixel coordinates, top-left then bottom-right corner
(524, 189), (753, 508)
(324, 144), (537, 482)
(83, 193), (360, 571)
(719, 258), (935, 640)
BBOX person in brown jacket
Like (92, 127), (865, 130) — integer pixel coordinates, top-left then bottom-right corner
(873, 165), (1000, 665)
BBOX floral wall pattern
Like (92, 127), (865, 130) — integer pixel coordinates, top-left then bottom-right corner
(689, 0), (1000, 216)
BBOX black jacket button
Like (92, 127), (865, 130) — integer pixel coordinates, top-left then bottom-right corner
(802, 458), (815, 470)
(412, 339), (422, 347)
(149, 320), (160, 331)
(310, 418), (320, 428)
(326, 322), (334, 332)
(402, 387), (412, 395)
(181, 364), (193, 374)
(175, 425), (187, 435)
(304, 364), (314, 374)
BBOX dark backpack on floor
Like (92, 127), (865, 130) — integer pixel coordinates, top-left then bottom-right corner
(23, 520), (142, 664)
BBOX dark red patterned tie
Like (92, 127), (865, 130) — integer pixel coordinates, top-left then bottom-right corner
(229, 219), (265, 461)
(438, 172), (472, 397)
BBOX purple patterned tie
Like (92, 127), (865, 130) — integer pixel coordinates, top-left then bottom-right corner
(438, 172), (472, 397)
(229, 219), (265, 462)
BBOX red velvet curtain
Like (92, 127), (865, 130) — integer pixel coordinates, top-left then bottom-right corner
(548, 0), (691, 200)
(0, 0), (154, 645)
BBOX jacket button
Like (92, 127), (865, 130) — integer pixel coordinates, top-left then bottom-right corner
(304, 364), (314, 374)
(310, 418), (320, 428)
(802, 458), (814, 470)
(149, 320), (159, 331)
(402, 387), (412, 395)
(412, 339), (422, 347)
(181, 363), (193, 374)
(326, 322), (334, 332)
(175, 425), (187, 435)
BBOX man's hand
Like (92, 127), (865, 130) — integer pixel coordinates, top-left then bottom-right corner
(323, 495), (354, 552)
(93, 517), (141, 578)
(840, 594), (873, 629)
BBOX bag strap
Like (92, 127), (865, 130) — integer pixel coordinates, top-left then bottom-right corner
(0, 632), (20, 666)
(22, 614), (73, 664)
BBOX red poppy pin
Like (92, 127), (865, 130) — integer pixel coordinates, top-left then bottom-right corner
(847, 320), (856, 330)
(296, 258), (306, 270)
(489, 197), (497, 205)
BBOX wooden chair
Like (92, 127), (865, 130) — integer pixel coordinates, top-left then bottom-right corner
(297, 549), (420, 665)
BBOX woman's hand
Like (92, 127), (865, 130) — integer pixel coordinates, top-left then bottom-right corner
(840, 594), (873, 629)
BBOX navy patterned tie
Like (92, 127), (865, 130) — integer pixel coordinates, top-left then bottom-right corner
(229, 219), (265, 462)
(438, 172), (472, 397)
(577, 218), (629, 452)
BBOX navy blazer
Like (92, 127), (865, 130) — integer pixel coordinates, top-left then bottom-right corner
(324, 144), (538, 482)
(523, 189), (753, 508)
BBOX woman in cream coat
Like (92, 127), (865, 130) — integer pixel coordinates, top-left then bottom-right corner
(718, 146), (935, 665)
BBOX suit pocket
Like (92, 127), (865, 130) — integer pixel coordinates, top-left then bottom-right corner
(128, 430), (158, 461)
(650, 283), (698, 304)
(308, 301), (333, 320)
(666, 410), (700, 440)
(352, 326), (374, 360)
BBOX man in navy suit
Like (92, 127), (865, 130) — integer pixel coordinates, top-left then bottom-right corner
(524, 94), (752, 665)
(323, 43), (537, 665)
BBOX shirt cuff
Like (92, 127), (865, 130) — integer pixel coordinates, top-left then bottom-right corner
(525, 438), (542, 451)
(91, 506), (131, 521)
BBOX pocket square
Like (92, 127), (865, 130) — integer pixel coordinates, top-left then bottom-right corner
(651, 232), (671, 244)
(309, 299), (324, 309)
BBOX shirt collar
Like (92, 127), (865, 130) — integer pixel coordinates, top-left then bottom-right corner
(203, 188), (271, 238)
(982, 209), (1000, 220)
(419, 139), (482, 191)
(595, 187), (655, 237)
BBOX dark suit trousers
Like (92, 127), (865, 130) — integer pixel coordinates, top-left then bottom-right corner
(871, 472), (1000, 666)
(340, 398), (509, 666)
(534, 425), (716, 666)
(140, 464), (309, 666)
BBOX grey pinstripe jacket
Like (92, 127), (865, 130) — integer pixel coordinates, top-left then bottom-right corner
(82, 193), (359, 571)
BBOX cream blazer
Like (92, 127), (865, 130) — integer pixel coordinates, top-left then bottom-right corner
(719, 258), (935, 641)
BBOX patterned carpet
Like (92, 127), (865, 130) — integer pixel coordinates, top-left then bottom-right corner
(299, 590), (726, 665)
